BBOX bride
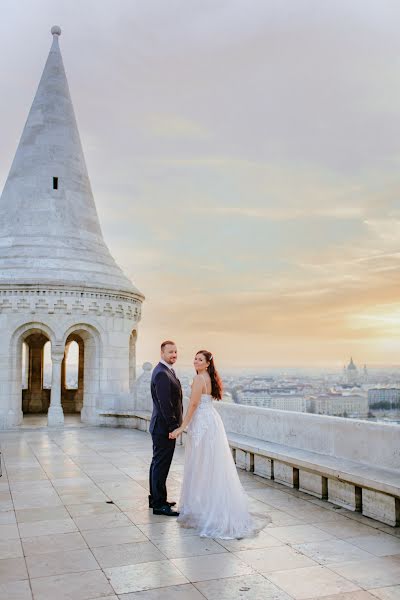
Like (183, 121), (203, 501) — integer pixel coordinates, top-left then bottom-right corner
(169, 350), (258, 539)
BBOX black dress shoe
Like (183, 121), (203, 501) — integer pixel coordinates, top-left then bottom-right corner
(148, 496), (176, 509)
(153, 504), (180, 517)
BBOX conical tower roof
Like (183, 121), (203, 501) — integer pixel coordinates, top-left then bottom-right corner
(0, 27), (143, 299)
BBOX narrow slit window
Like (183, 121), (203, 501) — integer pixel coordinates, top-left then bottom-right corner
(53, 177), (58, 190)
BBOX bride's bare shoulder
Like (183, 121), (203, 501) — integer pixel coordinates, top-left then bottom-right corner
(192, 374), (203, 387)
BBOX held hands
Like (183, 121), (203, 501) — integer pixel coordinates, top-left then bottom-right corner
(169, 427), (184, 440)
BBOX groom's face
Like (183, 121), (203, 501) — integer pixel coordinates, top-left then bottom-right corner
(161, 344), (177, 365)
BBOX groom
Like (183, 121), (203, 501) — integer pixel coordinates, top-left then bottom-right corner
(149, 341), (183, 516)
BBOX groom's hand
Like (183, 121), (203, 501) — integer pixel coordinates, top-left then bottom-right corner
(169, 427), (182, 439)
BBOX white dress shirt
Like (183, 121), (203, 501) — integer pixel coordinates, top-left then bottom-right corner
(160, 359), (174, 371)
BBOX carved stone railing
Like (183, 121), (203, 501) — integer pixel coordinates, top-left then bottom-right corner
(0, 285), (142, 320)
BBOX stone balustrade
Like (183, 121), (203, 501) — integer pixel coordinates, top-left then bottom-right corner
(99, 371), (400, 529)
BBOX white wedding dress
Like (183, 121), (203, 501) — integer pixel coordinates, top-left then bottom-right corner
(177, 376), (258, 539)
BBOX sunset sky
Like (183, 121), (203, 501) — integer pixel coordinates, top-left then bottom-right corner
(2, 1), (400, 369)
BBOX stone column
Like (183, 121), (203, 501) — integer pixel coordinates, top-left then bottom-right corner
(48, 350), (65, 426)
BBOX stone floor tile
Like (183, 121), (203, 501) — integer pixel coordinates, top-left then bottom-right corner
(0, 523), (20, 539)
(171, 553), (255, 582)
(346, 534), (400, 557)
(0, 580), (33, 600)
(92, 541), (164, 568)
(7, 471), (47, 483)
(315, 520), (378, 539)
(268, 524), (335, 544)
(368, 585), (400, 600)
(153, 535), (227, 559)
(262, 509), (300, 527)
(118, 583), (217, 599)
(74, 512), (132, 531)
(59, 491), (109, 504)
(44, 470), (85, 479)
(82, 525), (147, 548)
(294, 539), (374, 565)
(267, 564), (360, 599)
(310, 593), (377, 600)
(96, 482), (146, 499)
(124, 508), (175, 525)
(0, 510), (16, 524)
(104, 560), (188, 594)
(22, 531), (88, 556)
(0, 539), (23, 559)
(294, 507), (352, 524)
(194, 573), (293, 599)
(16, 506), (70, 523)
(136, 521), (196, 541)
(9, 480), (53, 493)
(0, 495), (14, 510)
(19, 517), (78, 538)
(113, 498), (151, 511)
(328, 556), (400, 588)
(234, 544), (317, 573)
(65, 501), (120, 517)
(30, 569), (114, 600)
(216, 530), (283, 552)
(12, 493), (62, 510)
(0, 557), (28, 584)
(26, 547), (99, 578)
(50, 477), (92, 488)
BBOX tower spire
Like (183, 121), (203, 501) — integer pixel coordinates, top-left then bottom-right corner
(0, 27), (142, 297)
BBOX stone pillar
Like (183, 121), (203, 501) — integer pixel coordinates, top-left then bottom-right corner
(48, 350), (64, 426)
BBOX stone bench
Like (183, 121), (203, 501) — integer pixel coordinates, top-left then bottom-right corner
(98, 410), (151, 432)
(227, 432), (400, 527)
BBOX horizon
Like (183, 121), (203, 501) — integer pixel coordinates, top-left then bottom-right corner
(2, 1), (400, 368)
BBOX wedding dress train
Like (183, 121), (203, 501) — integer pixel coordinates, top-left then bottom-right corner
(177, 386), (261, 539)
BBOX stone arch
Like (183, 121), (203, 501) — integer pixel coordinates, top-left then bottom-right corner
(8, 322), (57, 423)
(61, 323), (102, 423)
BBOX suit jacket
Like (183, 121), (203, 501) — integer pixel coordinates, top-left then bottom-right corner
(150, 362), (183, 435)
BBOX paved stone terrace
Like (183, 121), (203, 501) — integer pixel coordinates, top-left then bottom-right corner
(0, 418), (399, 600)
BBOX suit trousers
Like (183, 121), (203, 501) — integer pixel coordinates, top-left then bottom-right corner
(149, 433), (176, 508)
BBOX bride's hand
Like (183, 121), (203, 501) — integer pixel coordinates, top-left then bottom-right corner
(169, 427), (183, 439)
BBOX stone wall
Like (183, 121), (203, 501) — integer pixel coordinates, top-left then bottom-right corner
(214, 401), (400, 471)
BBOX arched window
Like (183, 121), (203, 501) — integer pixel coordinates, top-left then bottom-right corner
(65, 341), (79, 389)
(43, 341), (52, 389)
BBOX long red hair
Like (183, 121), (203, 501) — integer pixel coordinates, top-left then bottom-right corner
(196, 350), (223, 400)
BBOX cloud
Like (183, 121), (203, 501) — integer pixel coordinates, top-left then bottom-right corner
(145, 114), (211, 140)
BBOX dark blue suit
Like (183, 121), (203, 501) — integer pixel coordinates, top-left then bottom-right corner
(149, 362), (183, 508)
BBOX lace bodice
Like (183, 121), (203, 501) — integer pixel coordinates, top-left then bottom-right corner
(199, 393), (212, 406)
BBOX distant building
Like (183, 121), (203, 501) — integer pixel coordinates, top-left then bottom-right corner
(368, 388), (400, 405)
(309, 394), (368, 418)
(345, 357), (358, 385)
(236, 389), (306, 412)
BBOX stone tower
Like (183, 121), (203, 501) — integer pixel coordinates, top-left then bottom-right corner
(0, 27), (144, 428)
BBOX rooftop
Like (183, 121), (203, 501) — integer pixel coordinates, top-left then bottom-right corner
(0, 417), (399, 599)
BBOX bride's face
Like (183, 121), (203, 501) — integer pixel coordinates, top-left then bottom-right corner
(194, 353), (209, 372)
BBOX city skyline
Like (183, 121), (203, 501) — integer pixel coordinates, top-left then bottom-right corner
(2, 1), (400, 368)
